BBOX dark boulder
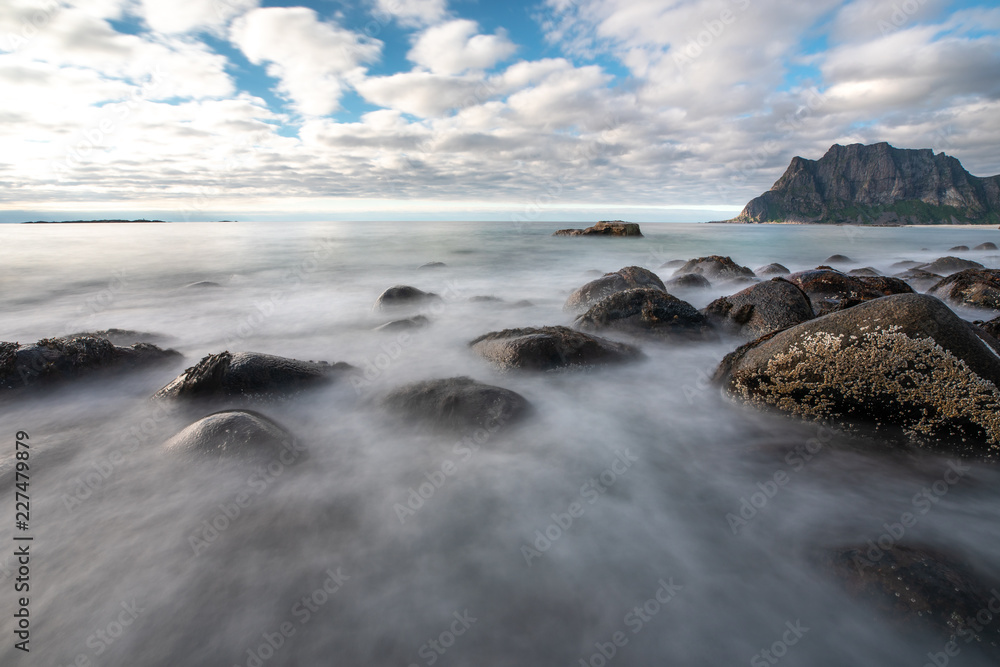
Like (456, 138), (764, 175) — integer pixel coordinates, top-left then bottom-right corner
(928, 269), (1000, 310)
(163, 410), (300, 462)
(974, 242), (998, 251)
(848, 267), (880, 277)
(659, 259), (686, 269)
(974, 315), (1000, 339)
(716, 294), (1000, 457)
(575, 288), (713, 340)
(1, 336), (179, 394)
(673, 255), (755, 281)
(382, 376), (529, 433)
(891, 260), (923, 270)
(469, 326), (641, 372)
(949, 245), (970, 252)
(919, 256), (985, 275)
(665, 273), (712, 290)
(703, 278), (813, 338)
(63, 328), (166, 346)
(894, 268), (943, 291)
(755, 263), (790, 276)
(553, 221), (642, 237)
(153, 351), (351, 401)
(373, 285), (441, 311)
(564, 266), (666, 312)
(825, 254), (852, 263)
(787, 268), (912, 315)
(374, 316), (429, 332)
(418, 262), (446, 270)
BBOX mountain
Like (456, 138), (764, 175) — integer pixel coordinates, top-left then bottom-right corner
(729, 142), (1000, 224)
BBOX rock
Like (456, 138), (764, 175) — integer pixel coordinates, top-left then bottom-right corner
(665, 273), (712, 290)
(469, 295), (503, 303)
(153, 351), (351, 401)
(469, 326), (641, 371)
(1, 336), (180, 394)
(716, 294), (1000, 456)
(163, 410), (299, 462)
(374, 316), (429, 332)
(382, 377), (529, 433)
(659, 259), (686, 269)
(672, 255), (755, 281)
(575, 288), (713, 340)
(894, 268), (943, 291)
(891, 260), (923, 269)
(564, 266), (666, 312)
(63, 328), (165, 346)
(949, 245), (970, 251)
(974, 242), (998, 251)
(919, 256), (985, 275)
(823, 544), (1000, 647)
(825, 254), (852, 263)
(755, 263), (790, 276)
(418, 262), (446, 270)
(974, 315), (1000, 339)
(185, 281), (222, 289)
(553, 221), (642, 237)
(787, 269), (913, 315)
(928, 269), (1000, 310)
(373, 285), (442, 311)
(848, 267), (880, 277)
(703, 278), (813, 338)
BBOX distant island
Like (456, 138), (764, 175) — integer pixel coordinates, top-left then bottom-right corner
(22, 219), (168, 224)
(722, 142), (1000, 225)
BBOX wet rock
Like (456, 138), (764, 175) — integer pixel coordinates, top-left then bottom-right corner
(418, 262), (446, 270)
(382, 376), (529, 433)
(895, 268), (943, 291)
(469, 326), (641, 372)
(673, 255), (755, 281)
(153, 351), (351, 401)
(919, 256), (985, 275)
(63, 328), (165, 346)
(374, 316), (429, 332)
(892, 260), (923, 270)
(703, 278), (813, 338)
(949, 245), (970, 252)
(163, 410), (299, 462)
(787, 268), (912, 315)
(659, 259), (686, 269)
(825, 254), (852, 263)
(1, 336), (180, 394)
(928, 269), (1000, 310)
(755, 263), (790, 276)
(185, 281), (222, 289)
(848, 267), (881, 277)
(469, 295), (503, 303)
(373, 285), (442, 311)
(575, 288), (713, 340)
(564, 266), (666, 312)
(665, 273), (712, 290)
(716, 294), (1000, 457)
(974, 315), (1000, 339)
(553, 221), (642, 237)
(974, 242), (998, 251)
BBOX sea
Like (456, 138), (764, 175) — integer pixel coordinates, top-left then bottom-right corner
(2, 221), (1000, 666)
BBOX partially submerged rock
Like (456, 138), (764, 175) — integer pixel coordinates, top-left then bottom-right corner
(673, 255), (755, 282)
(576, 288), (713, 340)
(659, 259), (686, 269)
(919, 256), (985, 275)
(894, 268), (943, 291)
(665, 273), (712, 290)
(153, 351), (351, 401)
(974, 315), (1000, 339)
(373, 285), (441, 311)
(848, 267), (880, 277)
(63, 328), (166, 346)
(716, 294), (1000, 457)
(553, 221), (642, 237)
(928, 269), (1000, 310)
(418, 262), (446, 270)
(382, 376), (529, 433)
(469, 326), (641, 372)
(755, 263), (790, 276)
(974, 242), (998, 251)
(564, 266), (666, 312)
(825, 254), (852, 263)
(949, 245), (970, 252)
(703, 278), (813, 338)
(163, 410), (300, 462)
(1, 336), (179, 394)
(787, 268), (912, 315)
(374, 316), (429, 332)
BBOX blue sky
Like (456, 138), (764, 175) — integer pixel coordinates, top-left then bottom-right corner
(0, 0), (999, 222)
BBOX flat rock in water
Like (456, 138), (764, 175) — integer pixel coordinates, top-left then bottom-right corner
(382, 376), (529, 433)
(919, 256), (985, 275)
(928, 269), (1000, 310)
(949, 245), (970, 252)
(418, 262), (446, 270)
(373, 285), (441, 311)
(153, 351), (351, 401)
(716, 294), (1000, 458)
(374, 316), (429, 332)
(673, 255), (755, 281)
(564, 266), (666, 312)
(576, 288), (713, 340)
(552, 221), (642, 237)
(163, 410), (299, 462)
(755, 263), (790, 276)
(703, 278), (813, 339)
(787, 268), (912, 315)
(469, 326), (641, 372)
(1, 336), (180, 394)
(665, 273), (712, 290)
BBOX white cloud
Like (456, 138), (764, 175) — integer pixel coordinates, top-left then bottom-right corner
(135, 0), (259, 34)
(230, 7), (382, 116)
(373, 0), (447, 28)
(355, 70), (487, 117)
(408, 19), (517, 74)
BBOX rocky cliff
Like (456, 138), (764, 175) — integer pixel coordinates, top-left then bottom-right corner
(731, 143), (1000, 224)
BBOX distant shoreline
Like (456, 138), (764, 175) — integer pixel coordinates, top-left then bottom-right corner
(21, 219), (168, 224)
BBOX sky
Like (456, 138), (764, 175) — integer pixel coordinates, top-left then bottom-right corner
(1, 0), (999, 222)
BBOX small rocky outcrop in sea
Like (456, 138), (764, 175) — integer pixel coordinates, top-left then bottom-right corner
(659, 259), (686, 269)
(564, 266), (666, 312)
(163, 410), (300, 462)
(1, 335), (180, 394)
(373, 285), (442, 311)
(374, 316), (429, 332)
(575, 288), (714, 341)
(63, 328), (167, 346)
(418, 262), (446, 270)
(928, 269), (1000, 310)
(672, 255), (755, 282)
(974, 242), (998, 251)
(153, 351), (351, 401)
(949, 245), (970, 252)
(787, 268), (913, 315)
(825, 254), (852, 263)
(716, 294), (1000, 458)
(382, 377), (529, 433)
(894, 268), (942, 291)
(847, 267), (880, 277)
(919, 256), (985, 275)
(703, 278), (813, 339)
(755, 263), (790, 276)
(469, 326), (641, 371)
(975, 315), (1000, 339)
(665, 273), (712, 290)
(552, 221), (642, 237)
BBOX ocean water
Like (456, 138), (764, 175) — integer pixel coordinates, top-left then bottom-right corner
(2, 221), (1000, 667)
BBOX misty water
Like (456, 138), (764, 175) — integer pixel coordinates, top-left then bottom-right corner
(4, 221), (1000, 667)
